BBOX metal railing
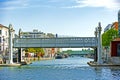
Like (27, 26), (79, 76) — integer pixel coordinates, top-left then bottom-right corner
(13, 37), (97, 48)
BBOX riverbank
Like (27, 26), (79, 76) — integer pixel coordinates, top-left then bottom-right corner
(0, 63), (21, 67)
(24, 57), (54, 62)
(0, 57), (54, 67)
(87, 61), (120, 67)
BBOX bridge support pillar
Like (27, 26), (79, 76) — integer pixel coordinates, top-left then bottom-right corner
(9, 24), (14, 64)
(18, 29), (22, 63)
(18, 48), (21, 63)
(97, 22), (103, 64)
(94, 47), (97, 62)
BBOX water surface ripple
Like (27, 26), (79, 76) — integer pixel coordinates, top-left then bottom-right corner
(0, 57), (120, 80)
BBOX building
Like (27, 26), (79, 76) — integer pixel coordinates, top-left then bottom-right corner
(104, 24), (112, 32)
(111, 10), (120, 57)
(111, 22), (118, 30)
(0, 24), (9, 56)
(109, 10), (120, 64)
(104, 22), (118, 32)
(0, 24), (15, 57)
(21, 29), (60, 58)
(21, 29), (47, 38)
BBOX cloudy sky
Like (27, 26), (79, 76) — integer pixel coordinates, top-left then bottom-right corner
(0, 0), (120, 37)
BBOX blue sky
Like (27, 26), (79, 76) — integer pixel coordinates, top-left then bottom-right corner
(0, 0), (120, 37)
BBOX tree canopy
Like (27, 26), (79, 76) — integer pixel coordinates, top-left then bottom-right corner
(102, 28), (118, 46)
(25, 48), (45, 57)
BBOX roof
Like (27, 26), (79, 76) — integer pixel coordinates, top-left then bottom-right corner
(0, 24), (15, 32)
(118, 10), (120, 14)
(113, 38), (120, 41)
(0, 24), (9, 29)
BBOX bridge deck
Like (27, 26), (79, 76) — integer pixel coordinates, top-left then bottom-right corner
(13, 37), (97, 48)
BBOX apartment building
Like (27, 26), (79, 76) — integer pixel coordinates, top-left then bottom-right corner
(0, 24), (15, 56)
(0, 24), (9, 56)
(104, 22), (118, 32)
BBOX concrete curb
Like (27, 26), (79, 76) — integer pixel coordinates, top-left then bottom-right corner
(0, 63), (21, 67)
(87, 62), (120, 67)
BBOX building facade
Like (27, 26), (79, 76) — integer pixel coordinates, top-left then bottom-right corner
(104, 22), (118, 32)
(0, 24), (15, 57)
(0, 24), (9, 56)
(104, 24), (112, 32)
(21, 29), (47, 38)
(112, 22), (118, 30)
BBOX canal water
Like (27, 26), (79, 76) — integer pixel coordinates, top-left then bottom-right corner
(0, 57), (120, 80)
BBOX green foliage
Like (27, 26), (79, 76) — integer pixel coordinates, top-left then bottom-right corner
(25, 48), (45, 57)
(27, 48), (36, 53)
(102, 28), (118, 46)
(34, 48), (44, 54)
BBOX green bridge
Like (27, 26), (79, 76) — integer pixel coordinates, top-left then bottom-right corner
(63, 50), (94, 56)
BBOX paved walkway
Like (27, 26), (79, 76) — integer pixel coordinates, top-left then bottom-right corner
(87, 61), (120, 67)
(0, 63), (21, 67)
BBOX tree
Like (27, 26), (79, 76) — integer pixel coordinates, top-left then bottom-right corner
(25, 48), (45, 57)
(102, 28), (118, 46)
(27, 48), (36, 53)
(34, 48), (45, 58)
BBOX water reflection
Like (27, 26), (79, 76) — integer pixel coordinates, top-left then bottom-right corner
(0, 57), (120, 80)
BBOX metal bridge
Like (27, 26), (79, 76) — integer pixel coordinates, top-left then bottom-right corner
(8, 22), (102, 64)
(13, 37), (97, 48)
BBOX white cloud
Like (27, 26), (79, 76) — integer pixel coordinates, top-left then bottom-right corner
(1, 0), (119, 10)
(0, 0), (58, 10)
(69, 0), (120, 9)
(0, 0), (29, 10)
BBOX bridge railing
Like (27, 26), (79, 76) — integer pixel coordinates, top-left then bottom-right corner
(13, 37), (97, 48)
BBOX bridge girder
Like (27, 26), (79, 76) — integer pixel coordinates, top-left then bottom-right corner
(13, 37), (97, 48)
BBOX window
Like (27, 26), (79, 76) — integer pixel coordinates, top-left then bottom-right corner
(5, 38), (7, 43)
(0, 37), (1, 43)
(6, 31), (7, 36)
(0, 30), (1, 35)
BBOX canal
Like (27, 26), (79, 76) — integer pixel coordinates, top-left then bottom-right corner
(0, 57), (120, 80)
